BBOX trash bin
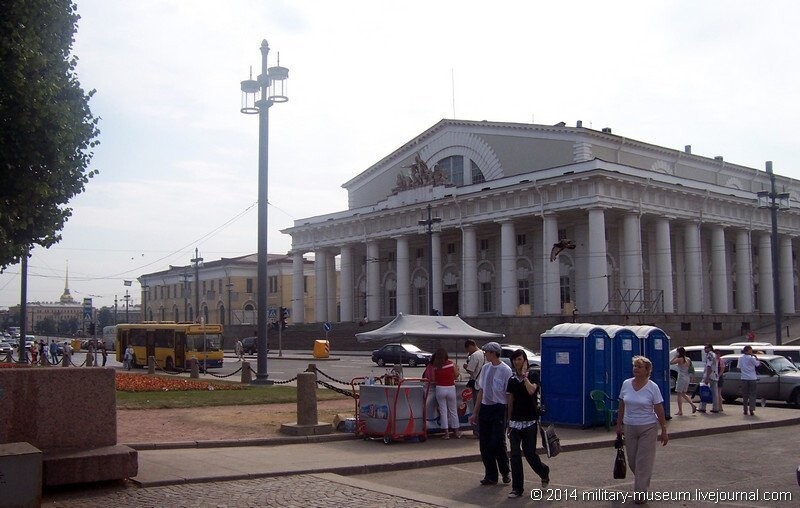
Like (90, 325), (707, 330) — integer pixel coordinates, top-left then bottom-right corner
(313, 340), (330, 358)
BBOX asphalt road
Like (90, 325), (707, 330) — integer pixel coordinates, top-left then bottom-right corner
(357, 424), (800, 507)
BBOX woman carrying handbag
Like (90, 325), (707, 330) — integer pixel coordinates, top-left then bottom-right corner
(505, 349), (550, 498)
(615, 356), (669, 504)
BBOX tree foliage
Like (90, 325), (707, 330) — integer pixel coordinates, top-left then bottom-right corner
(0, 0), (100, 270)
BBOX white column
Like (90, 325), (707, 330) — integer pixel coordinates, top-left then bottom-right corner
(684, 222), (702, 313)
(291, 251), (305, 324)
(395, 236), (411, 315)
(588, 208), (609, 313)
(366, 241), (381, 321)
(543, 214), (561, 315)
(735, 230), (754, 313)
(462, 226), (478, 317)
(758, 233), (774, 313)
(780, 236), (795, 314)
(340, 246), (353, 322)
(432, 232), (443, 315)
(654, 218), (674, 313)
(326, 253), (337, 321)
(314, 249), (328, 323)
(710, 226), (729, 313)
(500, 220), (517, 316)
(622, 213), (643, 293)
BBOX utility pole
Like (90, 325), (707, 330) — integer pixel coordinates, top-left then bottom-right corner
(124, 290), (131, 323)
(191, 248), (203, 323)
(114, 295), (118, 325)
(181, 269), (192, 321)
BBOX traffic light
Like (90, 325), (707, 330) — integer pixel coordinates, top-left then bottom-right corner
(279, 307), (288, 330)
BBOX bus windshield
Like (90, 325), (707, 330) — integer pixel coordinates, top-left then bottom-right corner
(187, 334), (222, 351)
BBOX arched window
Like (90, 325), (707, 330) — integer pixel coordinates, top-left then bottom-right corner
(471, 160), (486, 184)
(437, 155), (464, 186)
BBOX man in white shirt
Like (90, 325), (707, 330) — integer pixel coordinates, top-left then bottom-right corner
(738, 345), (760, 416)
(468, 342), (512, 486)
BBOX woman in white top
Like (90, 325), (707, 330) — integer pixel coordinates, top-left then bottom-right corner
(615, 356), (669, 503)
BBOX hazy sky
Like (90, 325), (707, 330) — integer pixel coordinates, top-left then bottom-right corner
(3, 0), (800, 310)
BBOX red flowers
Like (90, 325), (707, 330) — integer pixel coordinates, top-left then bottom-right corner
(115, 372), (243, 392)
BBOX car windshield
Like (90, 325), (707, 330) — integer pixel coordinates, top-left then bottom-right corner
(403, 344), (423, 352)
(767, 356), (798, 373)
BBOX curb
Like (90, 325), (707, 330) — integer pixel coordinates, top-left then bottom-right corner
(127, 415), (800, 488)
(125, 432), (356, 450)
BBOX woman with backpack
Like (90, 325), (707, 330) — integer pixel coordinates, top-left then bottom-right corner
(669, 347), (697, 415)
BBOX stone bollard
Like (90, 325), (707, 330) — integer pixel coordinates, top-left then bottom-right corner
(61, 354), (69, 367)
(190, 358), (199, 379)
(241, 361), (252, 384)
(279, 371), (332, 436)
(86, 353), (94, 368)
(147, 356), (155, 374)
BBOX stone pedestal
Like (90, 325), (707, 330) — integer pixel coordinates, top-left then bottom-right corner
(280, 371), (332, 436)
(190, 358), (199, 378)
(147, 355), (155, 374)
(0, 442), (42, 507)
(241, 361), (252, 384)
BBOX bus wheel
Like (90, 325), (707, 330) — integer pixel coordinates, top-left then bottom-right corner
(166, 356), (175, 371)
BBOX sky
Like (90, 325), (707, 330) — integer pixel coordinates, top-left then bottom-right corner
(3, 0), (800, 311)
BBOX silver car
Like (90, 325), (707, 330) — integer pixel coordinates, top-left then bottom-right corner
(720, 354), (800, 405)
(500, 344), (541, 370)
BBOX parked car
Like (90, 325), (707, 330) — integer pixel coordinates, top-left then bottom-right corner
(241, 336), (258, 355)
(720, 353), (800, 405)
(0, 341), (12, 355)
(500, 344), (541, 371)
(371, 343), (432, 367)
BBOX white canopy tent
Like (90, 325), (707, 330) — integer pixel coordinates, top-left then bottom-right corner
(355, 313), (504, 343)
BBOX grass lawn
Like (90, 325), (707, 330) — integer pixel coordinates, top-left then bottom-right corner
(116, 383), (351, 409)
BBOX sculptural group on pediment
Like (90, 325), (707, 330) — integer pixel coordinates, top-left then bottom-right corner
(392, 154), (447, 193)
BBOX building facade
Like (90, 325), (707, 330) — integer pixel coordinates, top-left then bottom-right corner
(282, 119), (800, 337)
(139, 253), (319, 327)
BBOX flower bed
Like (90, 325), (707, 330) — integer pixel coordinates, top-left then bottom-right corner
(115, 372), (244, 392)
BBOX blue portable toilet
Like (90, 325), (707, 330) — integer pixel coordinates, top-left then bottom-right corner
(601, 325), (641, 403)
(540, 323), (612, 427)
(628, 325), (671, 416)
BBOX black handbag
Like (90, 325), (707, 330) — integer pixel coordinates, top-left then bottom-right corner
(613, 448), (627, 479)
(539, 421), (561, 458)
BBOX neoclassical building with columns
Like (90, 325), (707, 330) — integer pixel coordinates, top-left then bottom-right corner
(282, 119), (799, 340)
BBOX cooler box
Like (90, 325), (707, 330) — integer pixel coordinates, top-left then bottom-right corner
(313, 340), (330, 358)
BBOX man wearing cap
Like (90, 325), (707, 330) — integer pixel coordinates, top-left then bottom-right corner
(468, 341), (512, 486)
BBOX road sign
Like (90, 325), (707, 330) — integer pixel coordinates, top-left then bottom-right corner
(323, 322), (332, 333)
(268, 307), (277, 318)
(82, 298), (92, 319)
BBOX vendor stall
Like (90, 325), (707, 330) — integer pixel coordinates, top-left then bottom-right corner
(355, 313), (503, 437)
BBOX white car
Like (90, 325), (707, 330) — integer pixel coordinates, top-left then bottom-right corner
(500, 344), (541, 370)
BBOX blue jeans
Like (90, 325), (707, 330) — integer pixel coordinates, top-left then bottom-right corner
(509, 424), (549, 492)
(478, 403), (509, 482)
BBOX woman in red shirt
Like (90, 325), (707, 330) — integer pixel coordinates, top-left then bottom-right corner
(431, 348), (462, 439)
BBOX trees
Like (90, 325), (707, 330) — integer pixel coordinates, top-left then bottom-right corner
(0, 0), (100, 270)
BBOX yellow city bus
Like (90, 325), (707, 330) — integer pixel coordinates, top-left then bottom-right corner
(115, 322), (224, 370)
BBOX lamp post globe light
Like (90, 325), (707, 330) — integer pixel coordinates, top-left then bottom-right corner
(756, 161), (791, 346)
(241, 38), (289, 384)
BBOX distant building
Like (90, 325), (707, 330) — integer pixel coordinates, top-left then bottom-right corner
(11, 265), (97, 333)
(138, 253), (327, 327)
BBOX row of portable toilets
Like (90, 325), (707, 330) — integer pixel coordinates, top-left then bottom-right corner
(540, 323), (671, 428)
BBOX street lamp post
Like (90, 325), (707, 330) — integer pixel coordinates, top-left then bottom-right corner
(240, 38), (289, 384)
(226, 280), (234, 326)
(141, 283), (149, 322)
(757, 161), (790, 345)
(418, 204), (442, 315)
(124, 290), (131, 324)
(191, 248), (203, 323)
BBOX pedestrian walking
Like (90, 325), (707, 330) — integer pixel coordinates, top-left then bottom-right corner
(739, 345), (760, 416)
(50, 341), (60, 365)
(506, 349), (549, 498)
(100, 341), (108, 367)
(698, 344), (721, 413)
(62, 341), (72, 366)
(235, 339), (244, 361)
(124, 345), (134, 370)
(467, 341), (512, 486)
(669, 347), (697, 415)
(616, 356), (669, 503)
(431, 348), (461, 439)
